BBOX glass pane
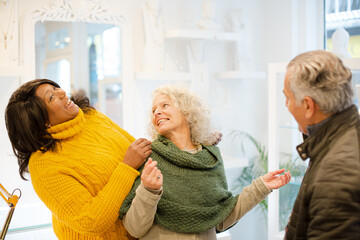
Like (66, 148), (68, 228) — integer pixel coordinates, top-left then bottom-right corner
(87, 24), (122, 106)
(47, 27), (70, 51)
(100, 82), (123, 127)
(102, 27), (122, 77)
(324, 0), (360, 58)
(46, 59), (71, 94)
(276, 73), (307, 231)
(352, 70), (360, 107)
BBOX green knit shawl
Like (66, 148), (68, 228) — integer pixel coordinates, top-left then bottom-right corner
(119, 135), (238, 233)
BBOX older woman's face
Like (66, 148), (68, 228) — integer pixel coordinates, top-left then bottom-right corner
(36, 84), (79, 126)
(152, 94), (189, 138)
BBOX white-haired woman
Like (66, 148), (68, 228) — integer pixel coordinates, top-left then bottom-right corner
(120, 85), (291, 239)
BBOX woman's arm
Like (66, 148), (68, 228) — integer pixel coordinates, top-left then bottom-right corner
(30, 157), (139, 235)
(28, 137), (152, 235)
(217, 169), (291, 231)
(123, 183), (162, 238)
(123, 158), (163, 238)
(216, 177), (270, 231)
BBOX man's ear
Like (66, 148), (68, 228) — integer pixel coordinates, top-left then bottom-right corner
(303, 96), (316, 119)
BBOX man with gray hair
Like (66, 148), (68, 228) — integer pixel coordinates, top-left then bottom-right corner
(283, 50), (360, 239)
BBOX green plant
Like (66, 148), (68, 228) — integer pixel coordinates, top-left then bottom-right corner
(223, 130), (306, 223)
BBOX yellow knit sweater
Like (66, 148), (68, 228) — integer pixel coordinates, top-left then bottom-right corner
(29, 109), (139, 239)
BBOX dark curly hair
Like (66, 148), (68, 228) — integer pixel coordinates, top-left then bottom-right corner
(5, 79), (94, 180)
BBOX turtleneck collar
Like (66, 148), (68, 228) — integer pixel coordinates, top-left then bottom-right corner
(306, 115), (333, 137)
(47, 108), (86, 140)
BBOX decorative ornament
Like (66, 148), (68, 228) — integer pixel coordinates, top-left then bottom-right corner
(0, 0), (15, 50)
(33, 0), (124, 25)
(0, 0), (11, 6)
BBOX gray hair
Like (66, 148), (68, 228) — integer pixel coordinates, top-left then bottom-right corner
(286, 50), (353, 114)
(147, 85), (216, 145)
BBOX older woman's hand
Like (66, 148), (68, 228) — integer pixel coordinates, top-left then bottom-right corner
(141, 158), (163, 190)
(262, 169), (291, 190)
(212, 131), (223, 145)
(123, 138), (152, 169)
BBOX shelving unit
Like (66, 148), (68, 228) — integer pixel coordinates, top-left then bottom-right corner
(165, 29), (242, 41)
(137, 28), (266, 83)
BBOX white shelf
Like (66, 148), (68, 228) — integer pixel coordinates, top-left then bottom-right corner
(217, 71), (266, 80)
(165, 29), (242, 41)
(222, 155), (249, 169)
(135, 72), (191, 82)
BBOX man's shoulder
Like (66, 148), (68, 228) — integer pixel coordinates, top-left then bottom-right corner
(314, 126), (360, 183)
(326, 125), (359, 159)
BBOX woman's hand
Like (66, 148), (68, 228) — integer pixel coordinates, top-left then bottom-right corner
(123, 138), (152, 169)
(262, 169), (291, 190)
(212, 131), (223, 145)
(141, 158), (163, 190)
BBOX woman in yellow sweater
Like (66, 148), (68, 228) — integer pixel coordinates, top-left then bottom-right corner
(5, 79), (151, 239)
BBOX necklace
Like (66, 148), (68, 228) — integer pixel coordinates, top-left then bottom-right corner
(0, 1), (15, 50)
(183, 145), (202, 154)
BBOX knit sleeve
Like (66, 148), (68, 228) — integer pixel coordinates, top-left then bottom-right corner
(216, 177), (271, 231)
(123, 182), (162, 238)
(29, 155), (139, 235)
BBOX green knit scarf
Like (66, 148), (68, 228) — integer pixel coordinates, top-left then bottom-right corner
(119, 135), (238, 233)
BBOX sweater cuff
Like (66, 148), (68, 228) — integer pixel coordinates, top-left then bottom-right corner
(118, 162), (140, 177)
(255, 177), (272, 195)
(260, 176), (273, 192)
(136, 182), (163, 203)
(109, 163), (140, 203)
(142, 182), (163, 195)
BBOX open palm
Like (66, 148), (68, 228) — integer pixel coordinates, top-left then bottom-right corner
(262, 169), (291, 190)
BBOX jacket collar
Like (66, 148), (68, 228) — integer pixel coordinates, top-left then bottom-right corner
(296, 104), (360, 161)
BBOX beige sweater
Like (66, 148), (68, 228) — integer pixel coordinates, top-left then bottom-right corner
(123, 177), (270, 240)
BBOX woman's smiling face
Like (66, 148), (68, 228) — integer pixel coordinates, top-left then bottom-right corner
(35, 83), (79, 126)
(151, 94), (189, 139)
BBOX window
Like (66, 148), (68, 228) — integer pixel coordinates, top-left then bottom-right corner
(324, 0), (360, 58)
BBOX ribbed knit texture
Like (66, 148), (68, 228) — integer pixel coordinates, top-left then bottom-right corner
(120, 135), (238, 233)
(29, 109), (139, 240)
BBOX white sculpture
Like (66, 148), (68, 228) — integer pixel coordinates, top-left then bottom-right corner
(142, 0), (165, 72)
(198, 0), (220, 31)
(332, 27), (352, 59)
(228, 9), (251, 71)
